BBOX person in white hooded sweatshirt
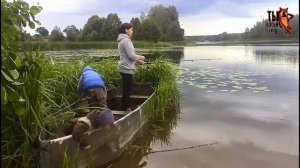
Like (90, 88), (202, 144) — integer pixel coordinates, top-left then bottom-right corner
(117, 23), (145, 112)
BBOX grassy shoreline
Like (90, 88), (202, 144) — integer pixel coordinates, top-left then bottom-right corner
(20, 41), (174, 51)
(19, 39), (298, 52)
(19, 40), (198, 51)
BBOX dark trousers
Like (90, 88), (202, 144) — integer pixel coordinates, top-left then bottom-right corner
(120, 72), (133, 110)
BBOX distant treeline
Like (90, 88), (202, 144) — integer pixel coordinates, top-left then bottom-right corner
(186, 15), (299, 42)
(19, 5), (184, 43)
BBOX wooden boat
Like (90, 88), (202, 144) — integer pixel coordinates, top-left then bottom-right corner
(39, 84), (156, 168)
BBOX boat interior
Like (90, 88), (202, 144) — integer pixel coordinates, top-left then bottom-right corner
(41, 84), (154, 140)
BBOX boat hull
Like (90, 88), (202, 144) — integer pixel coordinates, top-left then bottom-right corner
(39, 85), (156, 168)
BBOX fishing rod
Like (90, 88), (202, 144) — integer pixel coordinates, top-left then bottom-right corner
(143, 58), (222, 64)
(125, 141), (220, 155)
(148, 141), (219, 154)
(106, 142), (219, 168)
(180, 58), (222, 61)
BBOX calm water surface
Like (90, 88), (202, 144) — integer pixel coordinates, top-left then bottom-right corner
(102, 45), (299, 168)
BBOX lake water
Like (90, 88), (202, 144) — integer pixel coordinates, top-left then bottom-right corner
(101, 45), (299, 168)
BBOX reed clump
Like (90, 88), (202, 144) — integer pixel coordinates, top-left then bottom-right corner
(21, 41), (173, 51)
(2, 52), (179, 167)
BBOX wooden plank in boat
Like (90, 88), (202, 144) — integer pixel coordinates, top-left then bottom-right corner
(113, 95), (149, 99)
(112, 110), (128, 115)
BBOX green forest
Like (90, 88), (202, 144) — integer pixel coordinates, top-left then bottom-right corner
(20, 5), (184, 42)
(20, 4), (298, 45)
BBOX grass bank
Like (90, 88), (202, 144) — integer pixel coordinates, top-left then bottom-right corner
(20, 41), (174, 51)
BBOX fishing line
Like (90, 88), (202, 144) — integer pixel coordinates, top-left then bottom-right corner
(125, 141), (220, 155)
(148, 141), (220, 154)
(143, 58), (223, 65)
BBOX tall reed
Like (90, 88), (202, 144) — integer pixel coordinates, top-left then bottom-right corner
(21, 41), (173, 51)
(2, 54), (179, 167)
(41, 57), (179, 120)
(1, 50), (46, 167)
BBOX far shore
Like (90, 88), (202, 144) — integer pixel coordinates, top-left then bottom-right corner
(191, 39), (299, 46)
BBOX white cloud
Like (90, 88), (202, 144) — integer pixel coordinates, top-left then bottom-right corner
(180, 0), (299, 35)
(25, 0), (97, 13)
(180, 14), (260, 36)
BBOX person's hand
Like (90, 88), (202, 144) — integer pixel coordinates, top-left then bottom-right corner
(139, 60), (145, 64)
(139, 55), (145, 61)
(82, 144), (91, 150)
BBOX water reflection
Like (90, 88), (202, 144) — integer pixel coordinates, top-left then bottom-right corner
(100, 45), (298, 167)
(253, 46), (299, 64)
(144, 47), (184, 64)
(99, 106), (181, 168)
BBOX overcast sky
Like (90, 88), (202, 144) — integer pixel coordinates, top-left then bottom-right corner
(22, 0), (299, 36)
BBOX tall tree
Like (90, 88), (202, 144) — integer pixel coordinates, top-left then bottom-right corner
(82, 15), (103, 41)
(148, 5), (169, 40)
(148, 5), (184, 41)
(243, 27), (250, 40)
(140, 12), (148, 22)
(167, 6), (179, 22)
(63, 25), (79, 41)
(130, 17), (141, 40)
(138, 19), (161, 42)
(166, 21), (184, 41)
(101, 13), (122, 41)
(50, 26), (64, 41)
(36, 26), (49, 37)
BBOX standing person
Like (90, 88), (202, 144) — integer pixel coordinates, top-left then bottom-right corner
(117, 23), (145, 112)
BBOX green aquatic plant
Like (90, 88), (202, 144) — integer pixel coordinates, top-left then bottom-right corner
(134, 58), (180, 119)
(61, 151), (73, 168)
(3, 47), (179, 168)
(21, 41), (173, 51)
(181, 65), (272, 94)
(1, 0), (45, 167)
(38, 57), (179, 134)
